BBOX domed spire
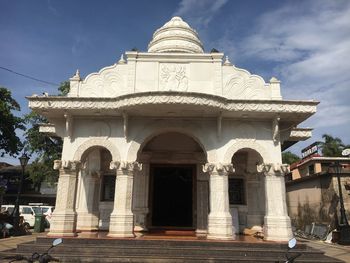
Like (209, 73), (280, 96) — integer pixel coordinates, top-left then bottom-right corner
(148, 16), (204, 53)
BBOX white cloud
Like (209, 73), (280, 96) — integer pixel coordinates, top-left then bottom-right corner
(173, 0), (228, 30)
(236, 1), (350, 147)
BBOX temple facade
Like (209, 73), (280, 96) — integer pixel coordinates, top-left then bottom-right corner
(28, 17), (318, 241)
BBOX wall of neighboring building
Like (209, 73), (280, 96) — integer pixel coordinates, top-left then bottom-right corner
(286, 172), (350, 230)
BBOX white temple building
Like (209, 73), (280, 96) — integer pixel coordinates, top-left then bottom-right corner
(28, 17), (318, 241)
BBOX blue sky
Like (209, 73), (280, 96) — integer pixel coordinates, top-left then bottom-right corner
(1, 0), (349, 164)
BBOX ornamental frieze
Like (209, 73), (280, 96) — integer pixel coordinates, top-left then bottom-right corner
(28, 92), (318, 114)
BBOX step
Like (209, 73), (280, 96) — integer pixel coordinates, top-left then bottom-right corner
(0, 236), (343, 263)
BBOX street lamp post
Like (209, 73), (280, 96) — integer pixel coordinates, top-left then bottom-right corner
(330, 161), (350, 245)
(13, 153), (29, 235)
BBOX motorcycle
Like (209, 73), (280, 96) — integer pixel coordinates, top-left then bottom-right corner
(4, 238), (62, 263)
(276, 238), (302, 263)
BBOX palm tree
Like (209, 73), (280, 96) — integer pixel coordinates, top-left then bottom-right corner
(319, 134), (348, 157)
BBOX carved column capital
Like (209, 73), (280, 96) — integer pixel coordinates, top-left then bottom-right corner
(109, 161), (120, 170)
(119, 161), (143, 172)
(202, 163), (235, 175)
(257, 163), (290, 176)
(54, 160), (81, 172)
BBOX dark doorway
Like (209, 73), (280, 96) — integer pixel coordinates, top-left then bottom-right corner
(151, 165), (194, 228)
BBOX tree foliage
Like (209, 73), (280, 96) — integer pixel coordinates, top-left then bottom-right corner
(24, 82), (70, 188)
(58, 81), (70, 96)
(282, 151), (301, 165)
(0, 87), (25, 157)
(319, 134), (348, 157)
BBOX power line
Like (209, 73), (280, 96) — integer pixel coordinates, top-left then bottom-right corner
(0, 66), (59, 86)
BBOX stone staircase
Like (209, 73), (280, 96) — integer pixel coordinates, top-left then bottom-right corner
(0, 236), (343, 262)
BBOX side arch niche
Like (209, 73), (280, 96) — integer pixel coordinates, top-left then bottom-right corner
(73, 139), (120, 232)
(226, 146), (266, 234)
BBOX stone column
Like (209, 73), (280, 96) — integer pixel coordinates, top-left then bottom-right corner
(108, 161), (142, 238)
(48, 160), (80, 237)
(246, 173), (265, 228)
(76, 170), (100, 231)
(257, 163), (293, 241)
(204, 163), (234, 240)
(133, 163), (149, 232)
(196, 164), (209, 236)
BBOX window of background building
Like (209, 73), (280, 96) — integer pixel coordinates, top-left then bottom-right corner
(308, 164), (315, 175)
(228, 178), (245, 205)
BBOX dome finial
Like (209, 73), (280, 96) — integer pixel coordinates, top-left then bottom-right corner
(148, 17), (204, 53)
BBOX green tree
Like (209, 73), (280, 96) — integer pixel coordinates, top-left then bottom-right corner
(0, 87), (25, 157)
(24, 82), (69, 189)
(58, 81), (70, 96)
(319, 134), (348, 157)
(282, 151), (301, 164)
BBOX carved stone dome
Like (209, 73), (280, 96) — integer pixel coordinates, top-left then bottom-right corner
(148, 16), (204, 53)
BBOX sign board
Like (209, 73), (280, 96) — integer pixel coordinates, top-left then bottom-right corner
(301, 142), (319, 159)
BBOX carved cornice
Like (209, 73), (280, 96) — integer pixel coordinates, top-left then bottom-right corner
(257, 163), (290, 175)
(202, 163), (234, 175)
(28, 92), (318, 115)
(54, 160), (81, 172)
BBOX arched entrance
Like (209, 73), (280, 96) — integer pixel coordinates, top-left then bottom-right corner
(137, 132), (206, 230)
(230, 148), (265, 232)
(76, 146), (113, 231)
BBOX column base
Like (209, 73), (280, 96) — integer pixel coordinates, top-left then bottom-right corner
(207, 213), (234, 240)
(76, 212), (100, 231)
(108, 214), (135, 238)
(264, 215), (293, 241)
(48, 212), (77, 237)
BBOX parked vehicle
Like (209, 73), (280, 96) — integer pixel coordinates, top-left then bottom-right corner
(0, 205), (14, 215)
(0, 205), (53, 229)
(4, 238), (62, 262)
(19, 205), (36, 228)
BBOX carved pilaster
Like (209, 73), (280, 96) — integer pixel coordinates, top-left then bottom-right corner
(76, 170), (101, 231)
(257, 163), (292, 241)
(133, 163), (150, 232)
(108, 161), (142, 238)
(204, 162), (234, 240)
(48, 160), (81, 237)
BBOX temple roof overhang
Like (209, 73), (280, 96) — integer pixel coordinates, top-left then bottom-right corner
(28, 91), (318, 125)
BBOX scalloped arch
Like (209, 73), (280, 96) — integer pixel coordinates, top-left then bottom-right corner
(223, 140), (271, 163)
(73, 138), (121, 161)
(126, 121), (217, 162)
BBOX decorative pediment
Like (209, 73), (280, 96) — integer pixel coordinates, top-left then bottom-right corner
(223, 65), (271, 100)
(77, 64), (128, 97)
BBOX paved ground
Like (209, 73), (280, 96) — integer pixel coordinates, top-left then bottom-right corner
(0, 233), (349, 262)
(300, 239), (350, 263)
(0, 232), (44, 252)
